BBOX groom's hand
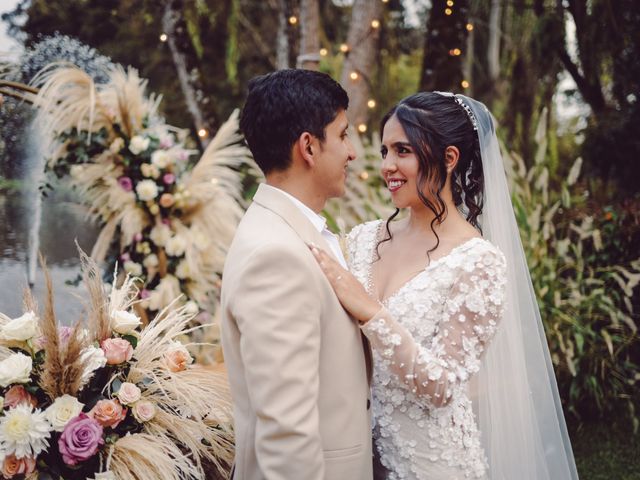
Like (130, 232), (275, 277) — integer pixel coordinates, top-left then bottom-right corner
(309, 244), (381, 324)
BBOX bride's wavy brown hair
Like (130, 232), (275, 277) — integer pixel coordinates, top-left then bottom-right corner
(376, 92), (484, 259)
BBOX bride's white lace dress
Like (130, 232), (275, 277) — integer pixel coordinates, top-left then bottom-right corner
(348, 219), (507, 480)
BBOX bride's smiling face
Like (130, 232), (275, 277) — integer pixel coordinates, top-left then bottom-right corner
(380, 114), (425, 210)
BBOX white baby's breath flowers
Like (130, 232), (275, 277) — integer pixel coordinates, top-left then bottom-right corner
(175, 260), (190, 279)
(0, 353), (33, 388)
(135, 179), (159, 202)
(143, 253), (159, 269)
(110, 310), (141, 335)
(140, 163), (160, 179)
(91, 472), (117, 480)
(150, 224), (172, 247)
(128, 135), (150, 155)
(151, 150), (173, 169)
(184, 301), (199, 315)
(165, 235), (187, 257)
(123, 261), (143, 277)
(0, 311), (38, 342)
(45, 395), (84, 432)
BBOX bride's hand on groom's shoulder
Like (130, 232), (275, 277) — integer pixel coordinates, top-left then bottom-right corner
(308, 244), (381, 324)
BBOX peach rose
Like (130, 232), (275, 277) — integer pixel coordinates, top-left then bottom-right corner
(163, 343), (193, 373)
(159, 193), (175, 208)
(4, 385), (38, 409)
(101, 338), (134, 365)
(89, 399), (127, 428)
(1, 454), (36, 478)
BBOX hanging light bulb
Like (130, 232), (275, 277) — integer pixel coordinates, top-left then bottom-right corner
(319, 48), (328, 56)
(371, 19), (380, 29)
(198, 128), (208, 138)
(288, 16), (298, 25)
(367, 99), (376, 109)
(357, 124), (367, 133)
(461, 80), (470, 88)
(466, 23), (474, 31)
(447, 0), (454, 6)
(445, 8), (452, 15)
(359, 171), (370, 180)
(340, 43), (349, 53)
(349, 71), (359, 81)
(159, 33), (168, 42)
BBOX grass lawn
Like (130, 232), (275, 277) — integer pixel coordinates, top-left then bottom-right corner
(570, 415), (640, 479)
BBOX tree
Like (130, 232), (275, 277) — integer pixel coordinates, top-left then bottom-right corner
(297, 0), (321, 70)
(339, 0), (383, 128)
(419, 0), (470, 92)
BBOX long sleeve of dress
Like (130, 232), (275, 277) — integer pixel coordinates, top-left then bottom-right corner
(361, 247), (507, 408)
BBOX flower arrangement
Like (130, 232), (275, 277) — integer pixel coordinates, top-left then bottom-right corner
(0, 253), (234, 479)
(29, 64), (257, 337)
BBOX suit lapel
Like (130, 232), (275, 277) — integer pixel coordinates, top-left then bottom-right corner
(252, 184), (339, 263)
(253, 183), (373, 385)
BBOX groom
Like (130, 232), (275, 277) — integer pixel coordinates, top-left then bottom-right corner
(221, 69), (373, 480)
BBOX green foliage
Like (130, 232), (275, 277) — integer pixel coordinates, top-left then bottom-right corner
(505, 115), (640, 429)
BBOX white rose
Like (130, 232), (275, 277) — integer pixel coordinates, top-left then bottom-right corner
(129, 135), (150, 155)
(143, 254), (159, 269)
(165, 235), (187, 257)
(123, 261), (143, 277)
(45, 394), (84, 432)
(151, 150), (173, 169)
(140, 163), (160, 179)
(109, 137), (125, 153)
(116, 382), (141, 405)
(0, 311), (38, 342)
(110, 310), (141, 335)
(150, 224), (172, 247)
(0, 352), (33, 387)
(184, 301), (199, 315)
(132, 400), (156, 422)
(175, 260), (190, 279)
(79, 346), (107, 388)
(135, 179), (159, 202)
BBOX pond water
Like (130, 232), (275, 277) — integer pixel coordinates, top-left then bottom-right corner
(0, 186), (98, 322)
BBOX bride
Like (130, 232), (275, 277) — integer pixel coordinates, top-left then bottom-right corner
(310, 92), (579, 479)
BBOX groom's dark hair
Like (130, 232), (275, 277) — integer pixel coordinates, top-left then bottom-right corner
(239, 69), (349, 175)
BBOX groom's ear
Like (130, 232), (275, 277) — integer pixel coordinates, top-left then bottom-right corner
(297, 132), (316, 167)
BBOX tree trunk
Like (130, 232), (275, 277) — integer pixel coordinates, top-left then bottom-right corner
(162, 0), (215, 147)
(487, 0), (501, 82)
(276, 0), (290, 69)
(297, 0), (320, 70)
(419, 0), (471, 92)
(339, 0), (383, 128)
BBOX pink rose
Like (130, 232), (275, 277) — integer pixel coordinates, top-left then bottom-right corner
(162, 173), (175, 185)
(1, 454), (36, 478)
(139, 289), (151, 299)
(89, 399), (127, 428)
(101, 338), (134, 365)
(118, 176), (133, 192)
(4, 385), (38, 409)
(58, 413), (104, 465)
(132, 400), (156, 423)
(116, 382), (141, 405)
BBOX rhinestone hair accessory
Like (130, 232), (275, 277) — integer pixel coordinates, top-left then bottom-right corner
(454, 95), (478, 131)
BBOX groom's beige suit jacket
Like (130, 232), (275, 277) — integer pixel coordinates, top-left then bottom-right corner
(221, 184), (373, 480)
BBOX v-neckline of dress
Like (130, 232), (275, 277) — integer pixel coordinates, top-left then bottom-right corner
(366, 219), (482, 305)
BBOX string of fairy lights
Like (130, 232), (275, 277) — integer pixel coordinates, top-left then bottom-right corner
(157, 0), (472, 139)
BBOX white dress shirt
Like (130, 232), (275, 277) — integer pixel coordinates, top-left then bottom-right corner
(265, 184), (347, 268)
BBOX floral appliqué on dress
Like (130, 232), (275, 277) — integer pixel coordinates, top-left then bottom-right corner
(348, 220), (507, 480)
